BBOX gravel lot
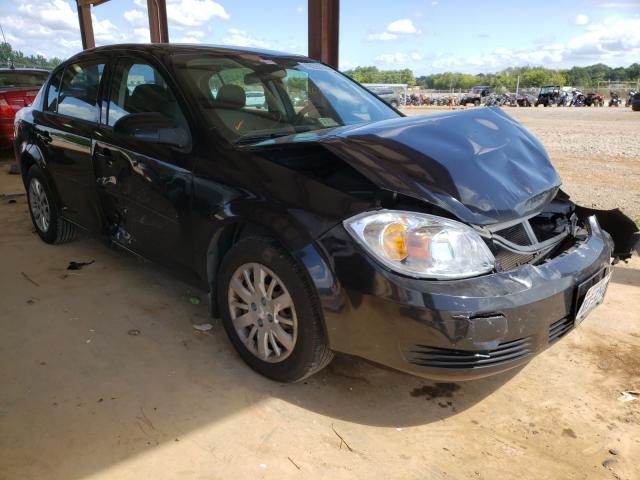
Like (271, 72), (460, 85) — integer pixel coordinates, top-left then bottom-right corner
(405, 106), (640, 222)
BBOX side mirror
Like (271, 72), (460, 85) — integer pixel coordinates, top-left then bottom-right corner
(113, 112), (188, 148)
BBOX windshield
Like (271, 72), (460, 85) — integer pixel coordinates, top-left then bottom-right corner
(171, 53), (399, 144)
(0, 71), (49, 88)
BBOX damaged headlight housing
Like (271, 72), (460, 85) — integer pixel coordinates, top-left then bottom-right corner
(344, 210), (495, 280)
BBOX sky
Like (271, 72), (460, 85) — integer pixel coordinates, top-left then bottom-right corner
(1, 0), (639, 75)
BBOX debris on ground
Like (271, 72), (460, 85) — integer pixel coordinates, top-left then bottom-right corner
(609, 448), (620, 456)
(192, 323), (213, 332)
(602, 458), (618, 469)
(287, 457), (301, 470)
(331, 424), (354, 452)
(189, 296), (201, 305)
(618, 390), (639, 402)
(67, 260), (95, 271)
(128, 329), (141, 336)
(21, 271), (40, 287)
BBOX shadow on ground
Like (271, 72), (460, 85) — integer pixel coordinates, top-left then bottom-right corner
(0, 198), (521, 479)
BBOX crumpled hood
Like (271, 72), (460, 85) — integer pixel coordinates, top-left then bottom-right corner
(255, 108), (561, 225)
(323, 108), (561, 225)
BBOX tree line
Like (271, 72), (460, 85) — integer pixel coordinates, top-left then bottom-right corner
(345, 64), (640, 90)
(1, 42), (63, 70)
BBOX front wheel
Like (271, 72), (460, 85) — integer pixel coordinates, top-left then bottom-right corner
(26, 165), (76, 244)
(218, 237), (333, 382)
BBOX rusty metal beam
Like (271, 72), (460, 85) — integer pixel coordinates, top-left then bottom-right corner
(147, 0), (169, 43)
(308, 0), (339, 68)
(76, 2), (95, 50)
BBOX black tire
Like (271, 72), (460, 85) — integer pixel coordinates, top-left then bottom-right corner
(390, 100), (398, 108)
(217, 236), (333, 382)
(26, 165), (76, 244)
(633, 103), (640, 112)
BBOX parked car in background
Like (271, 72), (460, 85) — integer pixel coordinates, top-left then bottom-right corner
(460, 85), (491, 106)
(13, 44), (638, 383)
(0, 67), (49, 148)
(366, 86), (402, 108)
(535, 85), (560, 107)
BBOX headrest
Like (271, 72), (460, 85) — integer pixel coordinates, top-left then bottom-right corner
(128, 84), (171, 113)
(216, 84), (246, 109)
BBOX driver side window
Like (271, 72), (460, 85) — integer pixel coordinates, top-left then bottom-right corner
(106, 60), (187, 131)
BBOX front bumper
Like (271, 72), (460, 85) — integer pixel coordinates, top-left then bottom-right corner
(312, 216), (613, 380)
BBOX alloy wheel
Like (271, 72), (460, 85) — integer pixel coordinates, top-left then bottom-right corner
(228, 262), (298, 363)
(29, 178), (51, 233)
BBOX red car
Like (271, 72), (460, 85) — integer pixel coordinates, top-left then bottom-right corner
(0, 67), (49, 148)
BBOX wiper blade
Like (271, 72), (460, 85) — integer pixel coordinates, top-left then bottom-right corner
(234, 131), (294, 145)
(234, 126), (317, 145)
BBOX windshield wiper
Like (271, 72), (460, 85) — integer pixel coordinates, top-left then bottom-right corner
(234, 126), (318, 146)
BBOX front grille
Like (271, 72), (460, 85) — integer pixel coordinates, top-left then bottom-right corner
(496, 223), (532, 246)
(407, 337), (532, 369)
(495, 250), (535, 271)
(548, 317), (574, 343)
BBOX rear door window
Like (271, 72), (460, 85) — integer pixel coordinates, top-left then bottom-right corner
(45, 70), (63, 112)
(57, 62), (105, 122)
(106, 60), (187, 131)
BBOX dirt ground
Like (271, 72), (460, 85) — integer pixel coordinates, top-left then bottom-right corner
(1, 107), (639, 480)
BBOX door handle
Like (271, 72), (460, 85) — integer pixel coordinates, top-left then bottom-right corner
(36, 129), (52, 144)
(96, 146), (114, 166)
(96, 176), (117, 186)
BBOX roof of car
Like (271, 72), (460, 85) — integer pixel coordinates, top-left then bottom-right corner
(69, 43), (309, 62)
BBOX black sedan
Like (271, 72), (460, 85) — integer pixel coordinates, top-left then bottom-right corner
(13, 44), (638, 382)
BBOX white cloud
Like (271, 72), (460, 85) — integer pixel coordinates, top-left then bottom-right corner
(222, 29), (271, 49)
(124, 9), (146, 25)
(425, 18), (640, 73)
(387, 19), (418, 34)
(367, 32), (398, 41)
(17, 0), (78, 31)
(575, 14), (589, 25)
(133, 27), (151, 43)
(166, 0), (229, 27)
(375, 51), (422, 65)
(367, 18), (421, 42)
(173, 36), (203, 43)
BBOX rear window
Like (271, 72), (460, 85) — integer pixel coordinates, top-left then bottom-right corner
(0, 71), (49, 88)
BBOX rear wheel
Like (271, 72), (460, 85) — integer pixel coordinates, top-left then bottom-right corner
(26, 165), (76, 244)
(218, 237), (333, 382)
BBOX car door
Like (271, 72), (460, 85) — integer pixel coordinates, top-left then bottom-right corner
(30, 60), (106, 232)
(93, 55), (194, 267)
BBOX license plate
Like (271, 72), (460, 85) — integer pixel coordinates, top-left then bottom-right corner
(576, 270), (611, 323)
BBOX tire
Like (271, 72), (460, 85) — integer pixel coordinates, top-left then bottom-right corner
(390, 100), (398, 108)
(474, 100), (480, 107)
(26, 165), (76, 244)
(217, 236), (333, 382)
(633, 103), (640, 112)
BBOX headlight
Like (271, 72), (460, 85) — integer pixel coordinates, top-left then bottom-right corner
(343, 210), (495, 280)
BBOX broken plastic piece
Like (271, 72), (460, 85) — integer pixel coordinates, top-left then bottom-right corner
(192, 323), (213, 332)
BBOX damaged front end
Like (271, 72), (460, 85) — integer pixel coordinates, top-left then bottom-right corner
(474, 193), (639, 273)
